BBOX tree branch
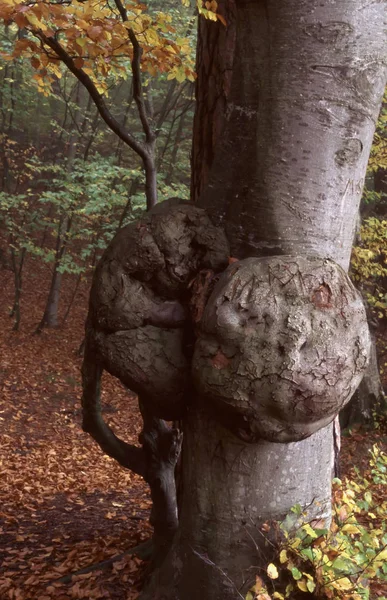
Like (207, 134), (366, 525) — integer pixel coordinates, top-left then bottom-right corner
(113, 0), (155, 147)
(37, 32), (150, 163)
(81, 329), (146, 477)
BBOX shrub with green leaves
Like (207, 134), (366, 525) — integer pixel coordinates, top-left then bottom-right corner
(351, 218), (387, 320)
(247, 445), (387, 600)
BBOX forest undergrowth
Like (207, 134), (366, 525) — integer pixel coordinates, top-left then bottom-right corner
(0, 256), (386, 600)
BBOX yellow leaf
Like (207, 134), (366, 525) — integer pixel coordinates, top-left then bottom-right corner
(145, 28), (160, 46)
(267, 563), (279, 579)
(26, 12), (47, 30)
(377, 548), (387, 560)
(290, 537), (302, 549)
(331, 577), (353, 591)
(342, 524), (361, 534)
(279, 549), (288, 564)
(297, 580), (308, 592)
(75, 37), (87, 48)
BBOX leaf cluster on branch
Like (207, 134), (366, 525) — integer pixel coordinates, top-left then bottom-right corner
(0, 0), (196, 96)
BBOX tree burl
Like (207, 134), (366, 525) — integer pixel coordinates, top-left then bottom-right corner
(193, 256), (370, 443)
(81, 200), (371, 572)
(84, 200), (229, 421)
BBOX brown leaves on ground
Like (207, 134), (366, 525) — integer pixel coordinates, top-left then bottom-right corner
(0, 260), (151, 600)
(0, 257), (387, 600)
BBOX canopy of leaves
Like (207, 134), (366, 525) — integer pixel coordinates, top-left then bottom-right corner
(0, 0), (197, 96)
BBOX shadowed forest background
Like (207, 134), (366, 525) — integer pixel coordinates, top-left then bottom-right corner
(0, 1), (387, 598)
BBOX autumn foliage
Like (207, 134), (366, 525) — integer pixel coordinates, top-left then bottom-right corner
(0, 0), (197, 95)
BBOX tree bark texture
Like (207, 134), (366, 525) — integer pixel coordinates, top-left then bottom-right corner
(193, 0), (386, 271)
(81, 201), (230, 555)
(143, 411), (334, 600)
(141, 1), (386, 598)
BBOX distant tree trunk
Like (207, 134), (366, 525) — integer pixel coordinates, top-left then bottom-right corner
(62, 271), (83, 325)
(9, 246), (26, 331)
(340, 334), (385, 428)
(165, 114), (186, 186)
(37, 82), (82, 332)
(36, 215), (73, 332)
(37, 268), (63, 330)
(142, 2), (386, 598)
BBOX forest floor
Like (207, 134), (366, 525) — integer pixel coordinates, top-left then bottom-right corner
(0, 256), (387, 600)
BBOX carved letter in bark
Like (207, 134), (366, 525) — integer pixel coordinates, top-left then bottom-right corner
(192, 256), (370, 443)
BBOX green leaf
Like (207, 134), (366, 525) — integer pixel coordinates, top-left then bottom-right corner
(291, 567), (302, 581)
(300, 548), (314, 562)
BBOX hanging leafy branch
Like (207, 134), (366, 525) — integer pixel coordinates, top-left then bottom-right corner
(0, 0), (197, 208)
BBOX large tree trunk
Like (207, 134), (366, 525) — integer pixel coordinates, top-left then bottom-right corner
(142, 1), (386, 598)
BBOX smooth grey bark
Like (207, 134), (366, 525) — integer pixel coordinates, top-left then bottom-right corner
(143, 411), (333, 600)
(141, 1), (387, 598)
(196, 1), (386, 272)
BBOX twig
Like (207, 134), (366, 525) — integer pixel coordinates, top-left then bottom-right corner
(37, 32), (149, 162)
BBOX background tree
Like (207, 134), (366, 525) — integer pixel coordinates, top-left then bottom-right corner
(0, 5), (195, 329)
(0, 0), (196, 208)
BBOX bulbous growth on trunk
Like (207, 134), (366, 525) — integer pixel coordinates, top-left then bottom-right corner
(193, 256), (370, 443)
(87, 200), (229, 419)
